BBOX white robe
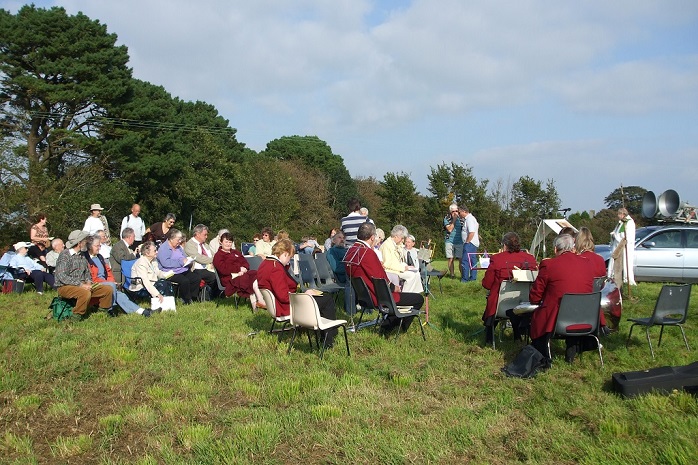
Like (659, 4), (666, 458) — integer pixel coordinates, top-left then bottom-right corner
(608, 215), (636, 285)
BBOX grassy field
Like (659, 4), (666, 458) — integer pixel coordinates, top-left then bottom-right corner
(1, 264), (697, 464)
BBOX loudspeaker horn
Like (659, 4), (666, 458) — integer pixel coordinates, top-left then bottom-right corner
(641, 191), (657, 218)
(658, 189), (680, 217)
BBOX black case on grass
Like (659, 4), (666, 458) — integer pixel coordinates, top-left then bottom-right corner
(612, 361), (698, 398)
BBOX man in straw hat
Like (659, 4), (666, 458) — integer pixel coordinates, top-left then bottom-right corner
(54, 230), (113, 321)
(84, 203), (110, 240)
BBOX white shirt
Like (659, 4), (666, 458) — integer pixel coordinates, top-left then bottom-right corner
(461, 213), (480, 247)
(84, 216), (104, 235)
(120, 214), (145, 240)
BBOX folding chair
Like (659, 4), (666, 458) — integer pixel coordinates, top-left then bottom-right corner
(550, 292), (604, 366)
(626, 284), (691, 359)
(287, 293), (350, 359)
(214, 270), (253, 312)
(371, 277), (426, 341)
(245, 255), (262, 271)
(120, 259), (145, 300)
(297, 255), (343, 295)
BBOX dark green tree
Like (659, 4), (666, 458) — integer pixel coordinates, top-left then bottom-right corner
(604, 185), (647, 218)
(508, 176), (561, 245)
(0, 5), (132, 223)
(377, 172), (420, 228)
(262, 136), (357, 216)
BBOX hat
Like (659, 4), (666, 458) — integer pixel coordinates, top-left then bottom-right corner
(13, 241), (32, 251)
(89, 203), (104, 211)
(66, 230), (89, 248)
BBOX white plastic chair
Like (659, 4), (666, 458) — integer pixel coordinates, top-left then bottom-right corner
(287, 293), (350, 359)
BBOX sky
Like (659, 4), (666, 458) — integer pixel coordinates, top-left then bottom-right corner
(3, 0), (698, 214)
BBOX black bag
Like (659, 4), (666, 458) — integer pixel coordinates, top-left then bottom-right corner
(612, 362), (698, 398)
(154, 279), (174, 296)
(502, 345), (548, 378)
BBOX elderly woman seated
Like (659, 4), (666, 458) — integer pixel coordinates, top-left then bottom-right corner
(213, 232), (266, 309)
(156, 228), (200, 305)
(257, 238), (338, 347)
(481, 232), (538, 344)
(83, 235), (150, 317)
(130, 241), (171, 305)
(254, 227), (275, 258)
(379, 225), (423, 293)
(10, 241), (55, 294)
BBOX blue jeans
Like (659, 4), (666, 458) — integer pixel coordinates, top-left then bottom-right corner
(461, 242), (478, 282)
(101, 281), (141, 313)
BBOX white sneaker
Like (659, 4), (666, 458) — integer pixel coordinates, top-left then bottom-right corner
(37, 291), (43, 295)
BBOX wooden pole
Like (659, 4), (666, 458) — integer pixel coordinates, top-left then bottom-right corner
(620, 184), (632, 298)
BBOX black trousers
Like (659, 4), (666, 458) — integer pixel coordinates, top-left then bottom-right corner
(168, 270), (200, 303)
(192, 269), (219, 298)
(313, 293), (338, 347)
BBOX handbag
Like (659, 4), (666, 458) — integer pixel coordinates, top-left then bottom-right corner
(151, 295), (176, 312)
(154, 279), (175, 296)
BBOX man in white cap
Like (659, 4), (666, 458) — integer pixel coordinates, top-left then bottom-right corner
(54, 230), (113, 320)
(9, 241), (55, 294)
(84, 203), (110, 239)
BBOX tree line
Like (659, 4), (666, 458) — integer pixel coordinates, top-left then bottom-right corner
(0, 6), (648, 256)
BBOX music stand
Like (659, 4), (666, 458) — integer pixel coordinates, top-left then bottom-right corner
(417, 243), (440, 331)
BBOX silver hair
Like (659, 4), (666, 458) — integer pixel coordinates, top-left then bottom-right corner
(390, 225), (408, 238)
(164, 213), (176, 222)
(406, 234), (415, 243)
(121, 227), (135, 239)
(86, 234), (101, 250)
(192, 224), (208, 235)
(554, 234), (576, 253)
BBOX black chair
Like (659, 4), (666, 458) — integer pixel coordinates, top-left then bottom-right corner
(314, 252), (339, 285)
(626, 284), (691, 359)
(350, 276), (384, 330)
(213, 270), (254, 312)
(371, 277), (426, 341)
(550, 292), (603, 366)
(297, 255), (343, 295)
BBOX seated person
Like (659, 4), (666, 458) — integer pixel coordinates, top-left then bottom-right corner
(10, 241), (55, 294)
(209, 228), (229, 255)
(345, 222), (424, 335)
(83, 235), (149, 317)
(213, 233), (265, 309)
(97, 229), (112, 265)
(45, 238), (64, 274)
(0, 245), (15, 280)
(247, 233), (261, 256)
(183, 224), (219, 299)
(54, 230), (113, 320)
(298, 236), (320, 254)
(404, 235), (419, 269)
(481, 232), (538, 344)
(130, 241), (171, 306)
(326, 231), (354, 315)
(379, 225), (423, 294)
(528, 234), (599, 363)
(254, 227), (275, 258)
(156, 228), (199, 305)
(257, 238), (337, 347)
(111, 228), (137, 283)
(576, 227), (613, 330)
(323, 228), (338, 252)
(27, 241), (48, 268)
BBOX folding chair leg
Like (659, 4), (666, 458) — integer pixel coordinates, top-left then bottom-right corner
(658, 325), (665, 347)
(646, 327), (655, 359)
(626, 324), (636, 348)
(679, 325), (690, 351)
(342, 325), (350, 356)
(417, 315), (426, 341)
(319, 332), (329, 359)
(278, 322), (289, 342)
(287, 327), (298, 355)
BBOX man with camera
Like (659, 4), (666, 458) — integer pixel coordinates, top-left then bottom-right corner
(443, 203), (463, 279)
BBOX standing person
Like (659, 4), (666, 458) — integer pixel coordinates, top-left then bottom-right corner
(54, 230), (113, 321)
(443, 204), (463, 279)
(120, 203), (146, 250)
(345, 222), (424, 335)
(149, 213), (176, 244)
(458, 205), (480, 282)
(608, 207), (636, 286)
(84, 203), (110, 238)
(340, 198), (369, 246)
(30, 213), (51, 247)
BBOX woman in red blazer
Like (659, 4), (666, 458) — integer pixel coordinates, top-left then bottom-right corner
(481, 232), (537, 344)
(257, 239), (338, 347)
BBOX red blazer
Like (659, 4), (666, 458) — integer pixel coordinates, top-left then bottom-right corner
(481, 250), (538, 321)
(345, 240), (400, 305)
(256, 257), (298, 317)
(579, 250), (606, 278)
(529, 251), (596, 339)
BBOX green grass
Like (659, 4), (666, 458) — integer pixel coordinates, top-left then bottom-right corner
(1, 265), (697, 464)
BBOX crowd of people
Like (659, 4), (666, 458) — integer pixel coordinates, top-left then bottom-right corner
(2, 199), (628, 362)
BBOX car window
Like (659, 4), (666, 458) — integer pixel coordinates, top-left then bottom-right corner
(649, 230), (682, 248)
(686, 229), (698, 249)
(634, 228), (653, 243)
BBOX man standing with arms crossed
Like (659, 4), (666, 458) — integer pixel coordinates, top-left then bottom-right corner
(459, 205), (480, 282)
(443, 203), (463, 279)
